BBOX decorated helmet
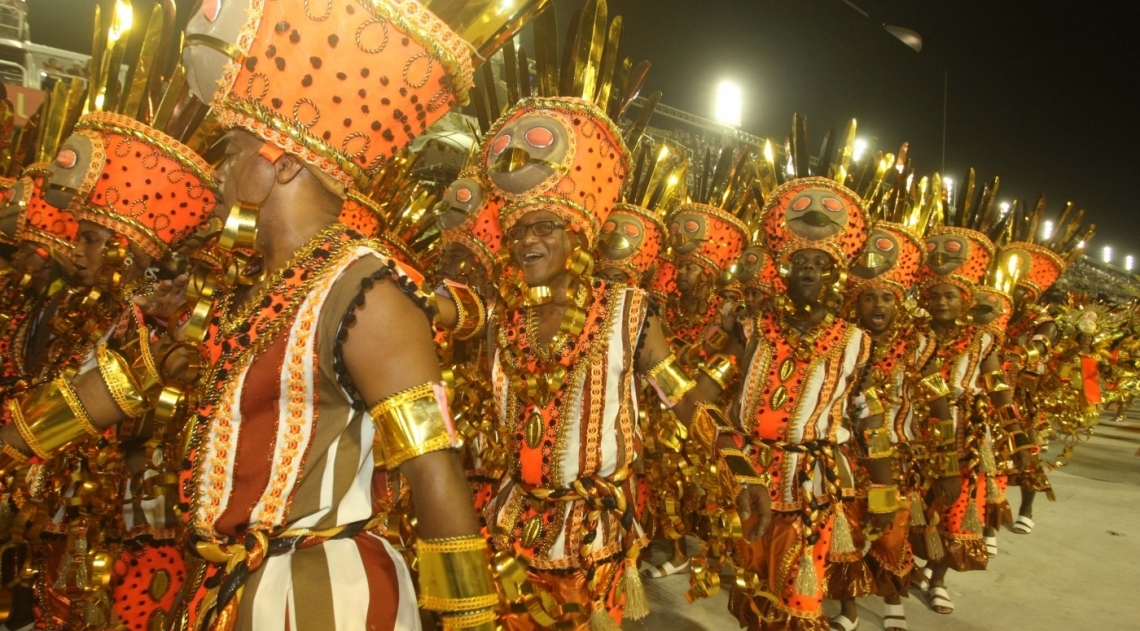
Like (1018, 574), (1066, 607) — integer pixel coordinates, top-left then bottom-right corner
(1005, 196), (1094, 301)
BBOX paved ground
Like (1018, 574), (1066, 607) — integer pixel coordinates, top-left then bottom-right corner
(629, 408), (1140, 631)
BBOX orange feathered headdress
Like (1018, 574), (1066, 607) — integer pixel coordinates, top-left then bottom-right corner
(1006, 195), (1094, 300)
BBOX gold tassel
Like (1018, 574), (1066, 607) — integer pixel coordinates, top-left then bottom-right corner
(590, 607), (622, 631)
(979, 438), (997, 474)
(794, 550), (819, 597)
(909, 493), (926, 527)
(924, 512), (944, 562)
(986, 475), (1004, 503)
(622, 557), (649, 620)
(830, 505), (857, 555)
(962, 495), (983, 534)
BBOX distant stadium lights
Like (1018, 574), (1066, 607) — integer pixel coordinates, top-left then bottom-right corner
(1042, 220), (1054, 240)
(714, 81), (743, 127)
(853, 138), (868, 162)
(1103, 246), (1113, 264)
(1126, 255), (1135, 272)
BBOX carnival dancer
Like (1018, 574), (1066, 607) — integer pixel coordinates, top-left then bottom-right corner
(728, 117), (889, 631)
(831, 171), (934, 631)
(999, 199), (1094, 537)
(480, 4), (767, 628)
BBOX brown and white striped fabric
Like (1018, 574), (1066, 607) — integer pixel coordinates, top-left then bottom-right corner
(188, 246), (420, 630)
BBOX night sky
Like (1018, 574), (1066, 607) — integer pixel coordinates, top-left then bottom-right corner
(25, 0), (1140, 262)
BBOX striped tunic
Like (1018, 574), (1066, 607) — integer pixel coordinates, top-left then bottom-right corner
(184, 240), (420, 631)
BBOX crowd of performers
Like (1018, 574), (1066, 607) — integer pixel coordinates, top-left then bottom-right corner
(0, 1), (1136, 630)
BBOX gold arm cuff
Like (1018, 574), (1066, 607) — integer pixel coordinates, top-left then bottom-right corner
(646, 354), (696, 406)
(720, 448), (770, 488)
(982, 370), (1010, 393)
(10, 378), (101, 459)
(705, 327), (729, 351)
(417, 536), (498, 613)
(915, 373), (951, 405)
(441, 609), (497, 631)
(862, 387), (884, 416)
(96, 345), (148, 418)
(929, 418), (956, 445)
(0, 439), (30, 475)
(862, 426), (894, 459)
(932, 451), (961, 478)
(867, 485), (901, 514)
(369, 382), (458, 469)
(1016, 370), (1042, 393)
(445, 281), (487, 341)
(1023, 344), (1042, 363)
(700, 354), (739, 391)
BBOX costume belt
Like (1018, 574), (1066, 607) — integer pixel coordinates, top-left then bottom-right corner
(189, 514), (386, 631)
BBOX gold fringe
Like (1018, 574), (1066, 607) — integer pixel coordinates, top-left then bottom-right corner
(962, 496), (983, 534)
(924, 526), (945, 562)
(830, 505), (857, 555)
(986, 475), (1004, 503)
(979, 439), (997, 474)
(908, 493), (926, 527)
(590, 607), (622, 631)
(623, 557), (649, 620)
(794, 550), (819, 597)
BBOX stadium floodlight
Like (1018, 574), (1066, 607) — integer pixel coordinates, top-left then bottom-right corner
(1103, 246), (1113, 264)
(714, 81), (743, 127)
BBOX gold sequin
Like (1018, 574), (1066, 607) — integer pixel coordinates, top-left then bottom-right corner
(771, 385), (788, 411)
(525, 408), (544, 449)
(149, 568), (171, 600)
(779, 357), (796, 382)
(521, 516), (544, 549)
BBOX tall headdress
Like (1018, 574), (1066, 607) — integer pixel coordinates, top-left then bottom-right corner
(478, 0), (657, 250)
(916, 169), (1010, 295)
(670, 144), (753, 278)
(438, 165), (505, 276)
(1005, 195), (1094, 300)
(596, 140), (686, 282)
(758, 116), (873, 271)
(972, 244), (1028, 337)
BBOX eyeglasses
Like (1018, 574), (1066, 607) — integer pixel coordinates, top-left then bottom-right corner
(508, 220), (565, 241)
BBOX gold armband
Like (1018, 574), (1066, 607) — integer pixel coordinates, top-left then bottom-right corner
(928, 418), (956, 446)
(862, 426), (894, 459)
(699, 354), (738, 391)
(417, 535), (498, 630)
(719, 448), (770, 489)
(0, 438), (30, 476)
(369, 382), (459, 469)
(705, 327), (729, 351)
(982, 370), (1010, 393)
(931, 451), (961, 478)
(96, 345), (148, 418)
(1016, 370), (1042, 393)
(1022, 344), (1042, 364)
(646, 354), (696, 406)
(10, 377), (100, 460)
(443, 280), (487, 341)
(862, 387), (884, 416)
(867, 485), (900, 514)
(914, 373), (951, 405)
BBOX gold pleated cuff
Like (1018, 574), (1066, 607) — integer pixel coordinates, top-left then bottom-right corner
(982, 370), (1010, 393)
(10, 377), (100, 459)
(444, 281), (487, 341)
(862, 387), (884, 417)
(96, 344), (148, 418)
(862, 426), (894, 459)
(0, 440), (30, 475)
(646, 354), (696, 406)
(700, 354), (739, 391)
(719, 448), (770, 489)
(928, 418), (956, 445)
(931, 451), (961, 478)
(867, 485), (900, 514)
(914, 373), (951, 405)
(370, 382), (459, 469)
(417, 536), (498, 616)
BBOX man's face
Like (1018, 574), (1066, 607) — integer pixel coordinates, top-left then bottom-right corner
(596, 267), (632, 284)
(925, 233), (970, 277)
(669, 211), (707, 255)
(925, 283), (964, 326)
(856, 287), (898, 335)
(1012, 285), (1033, 313)
(216, 130), (275, 210)
(744, 287), (770, 316)
(437, 241), (484, 285)
(852, 227), (899, 280)
(73, 220), (113, 288)
(509, 209), (571, 287)
(787, 248), (835, 307)
(784, 188), (849, 242)
(46, 134), (97, 210)
(674, 259), (705, 296)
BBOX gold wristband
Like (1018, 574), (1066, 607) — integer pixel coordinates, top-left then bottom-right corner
(646, 354), (696, 406)
(719, 448), (770, 488)
(705, 327), (729, 351)
(700, 354), (738, 391)
(982, 370), (1010, 393)
(440, 609), (497, 631)
(96, 344), (148, 418)
(862, 387), (884, 416)
(928, 418), (956, 445)
(369, 382), (458, 469)
(862, 426), (894, 459)
(0, 439), (30, 475)
(932, 451), (961, 478)
(915, 372), (951, 405)
(444, 281), (487, 341)
(867, 485), (900, 514)
(416, 536), (498, 613)
(10, 378), (101, 459)
(1022, 344), (1041, 364)
(1016, 370), (1042, 393)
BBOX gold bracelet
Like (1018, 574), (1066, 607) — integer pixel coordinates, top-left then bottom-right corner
(862, 426), (894, 459)
(96, 344), (148, 418)
(915, 373), (951, 405)
(646, 354), (696, 406)
(10, 378), (101, 459)
(1016, 370), (1042, 393)
(440, 608), (497, 631)
(416, 535), (498, 613)
(862, 387), (885, 416)
(931, 451), (961, 478)
(928, 418), (956, 445)
(867, 485), (900, 514)
(719, 448), (770, 488)
(444, 281), (487, 341)
(982, 370), (1010, 393)
(370, 382), (458, 469)
(699, 354), (738, 391)
(56, 378), (98, 436)
(0, 438), (30, 476)
(705, 327), (729, 351)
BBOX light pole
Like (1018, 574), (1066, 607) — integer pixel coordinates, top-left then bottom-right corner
(714, 81), (743, 128)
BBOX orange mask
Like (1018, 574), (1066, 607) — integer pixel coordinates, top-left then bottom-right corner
(762, 177), (868, 270)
